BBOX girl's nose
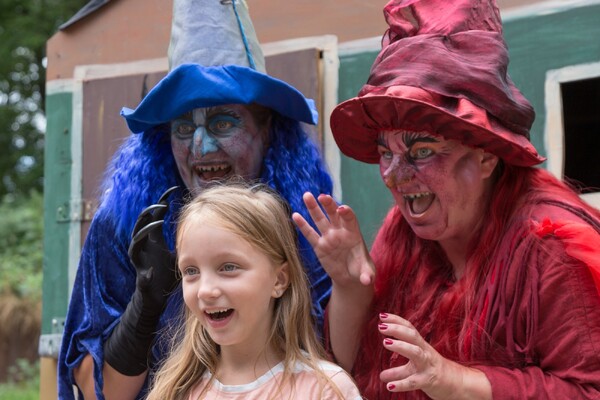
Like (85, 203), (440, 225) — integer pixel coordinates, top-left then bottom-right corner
(190, 127), (219, 157)
(196, 276), (221, 300)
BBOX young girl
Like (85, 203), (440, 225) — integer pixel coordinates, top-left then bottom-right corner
(146, 182), (361, 399)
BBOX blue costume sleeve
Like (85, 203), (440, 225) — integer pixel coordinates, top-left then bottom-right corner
(58, 211), (136, 399)
(58, 209), (184, 400)
(57, 129), (184, 399)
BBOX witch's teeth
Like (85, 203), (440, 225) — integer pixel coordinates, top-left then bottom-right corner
(196, 165), (227, 173)
(408, 193), (435, 215)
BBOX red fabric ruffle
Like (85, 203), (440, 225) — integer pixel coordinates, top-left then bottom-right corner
(534, 218), (600, 296)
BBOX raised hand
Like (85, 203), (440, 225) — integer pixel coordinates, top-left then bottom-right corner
(292, 192), (375, 287)
(128, 186), (179, 305)
(104, 186), (180, 376)
(378, 313), (491, 399)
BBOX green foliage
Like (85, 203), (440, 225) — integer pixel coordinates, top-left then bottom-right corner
(7, 359), (40, 385)
(0, 2), (84, 396)
(0, 0), (86, 197)
(0, 383), (39, 400)
(0, 191), (43, 300)
(0, 359), (39, 399)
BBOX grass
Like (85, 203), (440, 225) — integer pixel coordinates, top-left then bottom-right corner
(0, 382), (39, 400)
(0, 359), (39, 400)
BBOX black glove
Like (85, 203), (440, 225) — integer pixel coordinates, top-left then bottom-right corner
(104, 186), (179, 376)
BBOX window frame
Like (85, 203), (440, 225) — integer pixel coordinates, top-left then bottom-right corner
(544, 61), (600, 208)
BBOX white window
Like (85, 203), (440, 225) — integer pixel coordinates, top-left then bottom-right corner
(545, 61), (600, 208)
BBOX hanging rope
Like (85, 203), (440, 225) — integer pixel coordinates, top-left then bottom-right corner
(230, 0), (257, 69)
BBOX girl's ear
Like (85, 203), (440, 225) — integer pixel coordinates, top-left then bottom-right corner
(272, 262), (290, 298)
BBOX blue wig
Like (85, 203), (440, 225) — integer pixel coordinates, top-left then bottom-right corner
(261, 115), (333, 312)
(95, 125), (184, 249)
(262, 116), (333, 216)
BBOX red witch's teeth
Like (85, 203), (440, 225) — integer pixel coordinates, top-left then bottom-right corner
(405, 193), (435, 215)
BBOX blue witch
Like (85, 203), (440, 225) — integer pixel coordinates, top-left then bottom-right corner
(58, 1), (332, 398)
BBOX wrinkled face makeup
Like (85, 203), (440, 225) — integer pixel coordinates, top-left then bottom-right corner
(377, 130), (495, 246)
(170, 104), (270, 191)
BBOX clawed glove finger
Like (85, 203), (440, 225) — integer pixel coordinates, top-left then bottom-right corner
(128, 185), (179, 262)
(158, 186), (179, 204)
(105, 186), (179, 376)
(128, 219), (165, 273)
(131, 204), (166, 239)
(148, 186), (178, 242)
(127, 186), (180, 300)
(130, 186), (178, 237)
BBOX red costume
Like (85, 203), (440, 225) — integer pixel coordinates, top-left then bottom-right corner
(355, 174), (600, 399)
(327, 0), (600, 398)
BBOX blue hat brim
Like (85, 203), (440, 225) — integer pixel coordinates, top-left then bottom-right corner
(121, 64), (318, 133)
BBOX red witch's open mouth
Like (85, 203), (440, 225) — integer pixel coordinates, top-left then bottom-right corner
(403, 192), (435, 215)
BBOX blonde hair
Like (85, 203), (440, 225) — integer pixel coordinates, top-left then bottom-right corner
(146, 181), (347, 399)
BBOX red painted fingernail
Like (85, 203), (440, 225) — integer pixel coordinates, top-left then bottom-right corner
(384, 338), (393, 345)
(380, 312), (388, 319)
(388, 383), (396, 391)
(378, 323), (388, 330)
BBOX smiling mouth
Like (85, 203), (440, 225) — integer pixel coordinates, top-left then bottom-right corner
(403, 192), (435, 215)
(205, 308), (234, 321)
(194, 164), (232, 181)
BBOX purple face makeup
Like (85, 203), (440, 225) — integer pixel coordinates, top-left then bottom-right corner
(170, 104), (269, 191)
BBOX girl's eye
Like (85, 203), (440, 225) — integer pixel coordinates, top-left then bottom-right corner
(221, 263), (239, 273)
(182, 266), (199, 276)
(412, 147), (433, 159)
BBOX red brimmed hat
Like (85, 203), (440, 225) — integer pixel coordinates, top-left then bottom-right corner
(330, 0), (545, 166)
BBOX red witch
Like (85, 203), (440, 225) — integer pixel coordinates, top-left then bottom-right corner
(293, 0), (600, 398)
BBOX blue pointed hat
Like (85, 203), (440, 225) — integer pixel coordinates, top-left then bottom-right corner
(121, 0), (318, 133)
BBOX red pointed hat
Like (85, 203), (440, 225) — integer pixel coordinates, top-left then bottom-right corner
(330, 0), (545, 166)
